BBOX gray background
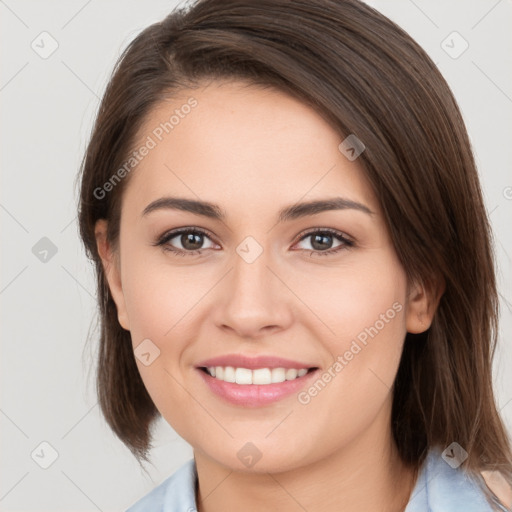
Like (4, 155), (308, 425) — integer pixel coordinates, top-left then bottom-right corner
(1, 0), (511, 510)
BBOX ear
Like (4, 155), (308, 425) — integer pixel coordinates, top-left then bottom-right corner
(405, 275), (445, 334)
(94, 219), (130, 331)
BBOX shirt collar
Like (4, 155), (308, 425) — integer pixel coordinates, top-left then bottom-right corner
(139, 448), (504, 512)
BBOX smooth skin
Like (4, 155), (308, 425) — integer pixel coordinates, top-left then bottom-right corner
(95, 80), (442, 512)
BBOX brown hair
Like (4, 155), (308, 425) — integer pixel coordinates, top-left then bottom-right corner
(76, 0), (511, 506)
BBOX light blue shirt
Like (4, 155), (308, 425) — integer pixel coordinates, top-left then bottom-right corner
(126, 447), (508, 511)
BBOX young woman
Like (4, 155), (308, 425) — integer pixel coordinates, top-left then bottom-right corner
(77, 0), (512, 510)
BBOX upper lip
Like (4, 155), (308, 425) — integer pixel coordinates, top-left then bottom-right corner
(196, 354), (319, 370)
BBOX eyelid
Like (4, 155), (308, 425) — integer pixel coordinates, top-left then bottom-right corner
(294, 226), (354, 245)
(154, 226), (353, 246)
(153, 226), (218, 247)
(154, 225), (355, 258)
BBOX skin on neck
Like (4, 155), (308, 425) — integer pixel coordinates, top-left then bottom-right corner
(194, 392), (417, 512)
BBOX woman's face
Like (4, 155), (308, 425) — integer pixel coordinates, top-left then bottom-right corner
(96, 80), (429, 473)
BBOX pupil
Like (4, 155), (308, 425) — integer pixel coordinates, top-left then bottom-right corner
(311, 233), (332, 251)
(182, 232), (203, 250)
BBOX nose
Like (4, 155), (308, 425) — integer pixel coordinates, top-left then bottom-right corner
(213, 243), (294, 338)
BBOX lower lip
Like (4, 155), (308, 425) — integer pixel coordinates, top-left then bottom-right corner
(196, 368), (318, 407)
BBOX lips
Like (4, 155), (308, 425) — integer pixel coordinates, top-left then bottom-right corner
(197, 365), (319, 407)
(195, 353), (320, 407)
(195, 354), (319, 370)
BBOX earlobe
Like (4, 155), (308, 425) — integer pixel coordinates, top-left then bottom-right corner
(94, 219), (130, 331)
(405, 276), (445, 334)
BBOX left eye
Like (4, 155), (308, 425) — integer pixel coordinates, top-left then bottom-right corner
(293, 229), (353, 255)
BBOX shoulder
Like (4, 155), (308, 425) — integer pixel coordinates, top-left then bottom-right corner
(125, 458), (197, 512)
(405, 448), (509, 512)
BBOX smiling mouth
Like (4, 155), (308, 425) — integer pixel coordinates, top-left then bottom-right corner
(198, 366), (318, 385)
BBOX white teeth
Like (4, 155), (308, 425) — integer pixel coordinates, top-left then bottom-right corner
(285, 368), (298, 380)
(271, 368), (286, 383)
(235, 368), (252, 385)
(205, 366), (312, 385)
(223, 366), (236, 383)
(253, 368), (271, 385)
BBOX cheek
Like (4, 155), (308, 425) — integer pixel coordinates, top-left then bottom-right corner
(118, 246), (208, 405)
(295, 299), (406, 458)
(297, 251), (408, 405)
(120, 243), (197, 339)
(294, 249), (408, 346)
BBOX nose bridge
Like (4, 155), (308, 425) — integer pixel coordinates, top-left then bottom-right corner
(215, 233), (291, 335)
(231, 234), (274, 301)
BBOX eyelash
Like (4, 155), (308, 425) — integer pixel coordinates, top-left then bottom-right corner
(153, 227), (354, 258)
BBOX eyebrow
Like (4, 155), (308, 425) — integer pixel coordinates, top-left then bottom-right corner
(141, 196), (374, 222)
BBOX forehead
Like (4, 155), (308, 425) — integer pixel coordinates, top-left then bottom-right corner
(122, 80), (377, 217)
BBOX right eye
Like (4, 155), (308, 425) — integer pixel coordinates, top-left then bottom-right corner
(154, 227), (218, 256)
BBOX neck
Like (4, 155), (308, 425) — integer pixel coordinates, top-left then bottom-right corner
(194, 401), (417, 512)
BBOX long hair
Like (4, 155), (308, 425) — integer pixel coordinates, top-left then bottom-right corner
(76, 0), (511, 506)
